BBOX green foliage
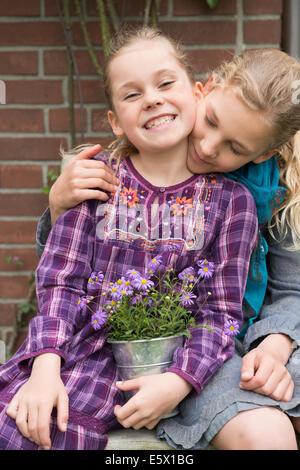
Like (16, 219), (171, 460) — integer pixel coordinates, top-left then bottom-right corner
(206, 0), (219, 8)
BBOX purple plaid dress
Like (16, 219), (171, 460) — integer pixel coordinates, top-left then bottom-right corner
(0, 155), (257, 450)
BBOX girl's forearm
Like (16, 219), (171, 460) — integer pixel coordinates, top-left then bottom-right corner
(32, 353), (62, 376)
(255, 333), (293, 364)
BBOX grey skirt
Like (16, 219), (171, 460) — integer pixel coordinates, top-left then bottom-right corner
(156, 340), (300, 449)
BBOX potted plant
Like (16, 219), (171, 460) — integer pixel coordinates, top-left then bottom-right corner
(77, 249), (239, 416)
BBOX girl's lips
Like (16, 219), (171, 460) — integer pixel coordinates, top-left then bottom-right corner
(192, 144), (208, 164)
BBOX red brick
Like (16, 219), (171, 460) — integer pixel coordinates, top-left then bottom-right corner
(44, 49), (105, 76)
(0, 51), (38, 75)
(0, 137), (67, 161)
(85, 0), (168, 17)
(0, 221), (37, 244)
(0, 0), (40, 16)
(0, 248), (39, 271)
(161, 21), (237, 45)
(0, 304), (16, 327)
(0, 165), (43, 189)
(244, 19), (282, 44)
(91, 108), (111, 132)
(0, 109), (44, 132)
(0, 22), (64, 47)
(0, 193), (48, 217)
(174, 0), (236, 15)
(0, 275), (29, 299)
(244, 0), (283, 15)
(6, 80), (63, 104)
(186, 49), (235, 75)
(49, 108), (87, 133)
(74, 80), (106, 104)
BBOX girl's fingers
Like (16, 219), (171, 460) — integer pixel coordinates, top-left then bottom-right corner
(27, 404), (39, 445)
(75, 144), (102, 161)
(36, 403), (53, 449)
(15, 403), (30, 439)
(73, 189), (110, 202)
(76, 177), (118, 194)
(56, 391), (69, 434)
(6, 396), (19, 419)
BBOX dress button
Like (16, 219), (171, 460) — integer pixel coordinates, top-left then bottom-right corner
(159, 187), (165, 193)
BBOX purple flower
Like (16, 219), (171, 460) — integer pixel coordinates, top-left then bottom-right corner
(180, 291), (197, 307)
(91, 309), (107, 330)
(131, 276), (154, 292)
(147, 255), (163, 271)
(108, 283), (123, 300)
(132, 294), (143, 305)
(178, 267), (196, 282)
(125, 269), (142, 280)
(77, 295), (94, 312)
(224, 319), (240, 337)
(87, 271), (104, 290)
(197, 259), (214, 279)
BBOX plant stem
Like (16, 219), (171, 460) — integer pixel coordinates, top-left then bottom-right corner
(73, 0), (103, 79)
(63, 0), (77, 147)
(106, 0), (119, 33)
(96, 0), (111, 56)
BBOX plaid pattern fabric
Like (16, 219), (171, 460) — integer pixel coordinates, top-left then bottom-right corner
(0, 156), (257, 449)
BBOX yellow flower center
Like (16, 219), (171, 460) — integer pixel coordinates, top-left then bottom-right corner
(141, 279), (147, 284)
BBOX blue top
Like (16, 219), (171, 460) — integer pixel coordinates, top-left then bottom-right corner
(226, 157), (287, 337)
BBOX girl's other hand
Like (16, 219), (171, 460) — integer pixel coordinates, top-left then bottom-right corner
(49, 144), (120, 225)
(239, 334), (294, 402)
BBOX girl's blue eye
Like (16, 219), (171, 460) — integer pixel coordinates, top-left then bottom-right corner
(205, 115), (216, 127)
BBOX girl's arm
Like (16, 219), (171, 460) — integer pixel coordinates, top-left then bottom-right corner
(240, 225), (300, 400)
(50, 144), (119, 225)
(36, 145), (119, 257)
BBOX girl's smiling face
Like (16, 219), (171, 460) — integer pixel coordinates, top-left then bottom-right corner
(187, 85), (275, 174)
(107, 40), (197, 155)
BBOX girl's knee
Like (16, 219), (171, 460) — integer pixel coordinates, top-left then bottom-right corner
(212, 407), (298, 450)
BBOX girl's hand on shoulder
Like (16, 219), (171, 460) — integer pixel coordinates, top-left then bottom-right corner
(114, 372), (192, 430)
(6, 353), (69, 449)
(239, 347), (294, 402)
(49, 144), (120, 225)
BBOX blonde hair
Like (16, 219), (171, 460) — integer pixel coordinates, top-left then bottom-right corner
(211, 48), (300, 250)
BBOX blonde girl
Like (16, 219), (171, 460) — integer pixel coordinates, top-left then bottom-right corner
(0, 26), (257, 450)
(48, 46), (300, 450)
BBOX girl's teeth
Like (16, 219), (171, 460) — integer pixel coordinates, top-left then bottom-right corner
(145, 115), (174, 129)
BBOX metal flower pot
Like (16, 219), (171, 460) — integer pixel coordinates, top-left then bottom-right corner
(108, 334), (184, 419)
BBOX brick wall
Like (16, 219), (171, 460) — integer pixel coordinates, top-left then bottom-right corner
(0, 0), (283, 359)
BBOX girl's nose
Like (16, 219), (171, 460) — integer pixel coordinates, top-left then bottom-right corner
(143, 89), (164, 110)
(201, 138), (219, 158)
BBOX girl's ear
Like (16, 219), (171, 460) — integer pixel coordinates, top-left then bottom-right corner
(195, 76), (214, 99)
(107, 110), (124, 136)
(195, 81), (205, 98)
(253, 149), (278, 164)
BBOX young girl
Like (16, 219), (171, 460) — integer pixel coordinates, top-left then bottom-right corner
(0, 27), (258, 450)
(46, 47), (300, 450)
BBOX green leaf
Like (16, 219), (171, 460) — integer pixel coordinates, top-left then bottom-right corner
(206, 0), (219, 8)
